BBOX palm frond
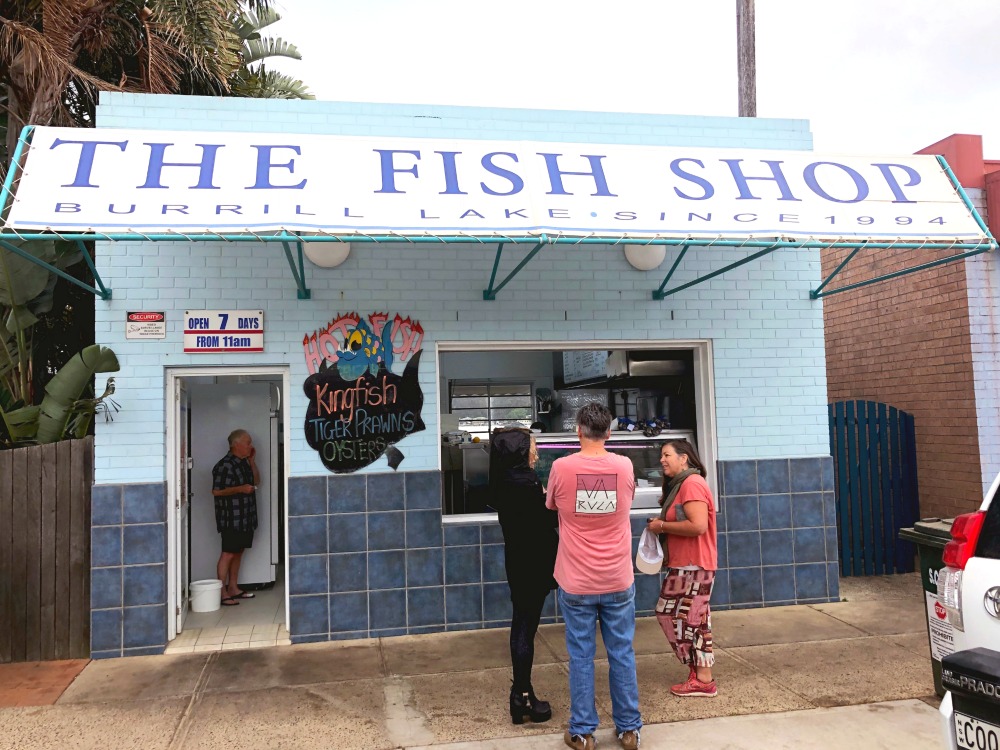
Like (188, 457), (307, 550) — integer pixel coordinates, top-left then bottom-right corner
(242, 35), (301, 64)
(231, 65), (314, 100)
(232, 7), (282, 40)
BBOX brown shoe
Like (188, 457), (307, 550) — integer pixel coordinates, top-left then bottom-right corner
(618, 729), (640, 749)
(564, 730), (596, 750)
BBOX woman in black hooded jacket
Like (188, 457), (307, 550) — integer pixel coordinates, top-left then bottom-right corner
(488, 427), (559, 724)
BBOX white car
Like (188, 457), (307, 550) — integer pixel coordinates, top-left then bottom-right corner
(937, 471), (1000, 749)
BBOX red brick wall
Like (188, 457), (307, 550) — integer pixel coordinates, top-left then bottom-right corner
(822, 247), (981, 519)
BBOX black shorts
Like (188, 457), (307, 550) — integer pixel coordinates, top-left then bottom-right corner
(220, 529), (254, 553)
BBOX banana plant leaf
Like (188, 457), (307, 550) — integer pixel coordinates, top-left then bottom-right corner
(0, 239), (83, 333)
(34, 345), (120, 444)
(1, 404), (40, 442)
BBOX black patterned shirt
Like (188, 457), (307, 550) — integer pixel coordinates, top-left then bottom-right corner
(211, 452), (258, 533)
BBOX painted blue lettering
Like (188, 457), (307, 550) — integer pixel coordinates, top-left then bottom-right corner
(139, 142), (222, 189)
(459, 209), (486, 219)
(722, 159), (800, 201)
(435, 151), (467, 195)
(872, 163), (920, 203)
(374, 149), (421, 193)
(734, 213), (758, 222)
(187, 317), (210, 329)
(54, 203), (81, 213)
(237, 317), (260, 329)
(537, 153), (617, 197)
(196, 335), (219, 347)
(779, 214), (800, 222)
(670, 158), (715, 200)
(50, 139), (127, 188)
(803, 162), (869, 203)
(162, 205), (189, 214)
(688, 212), (712, 222)
(480, 152), (524, 196)
(548, 208), (569, 218)
(247, 145), (306, 189)
(505, 208), (528, 219)
(216, 205), (242, 214)
(614, 211), (637, 220)
(420, 209), (439, 219)
(108, 204), (136, 214)
(295, 205), (315, 215)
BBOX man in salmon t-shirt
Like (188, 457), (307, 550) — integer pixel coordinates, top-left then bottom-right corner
(546, 403), (642, 750)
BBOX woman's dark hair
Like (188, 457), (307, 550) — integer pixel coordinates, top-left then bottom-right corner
(576, 402), (612, 440)
(662, 439), (706, 476)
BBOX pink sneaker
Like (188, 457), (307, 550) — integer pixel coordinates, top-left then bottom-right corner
(671, 675), (717, 698)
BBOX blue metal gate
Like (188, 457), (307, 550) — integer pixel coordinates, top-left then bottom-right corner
(828, 401), (920, 576)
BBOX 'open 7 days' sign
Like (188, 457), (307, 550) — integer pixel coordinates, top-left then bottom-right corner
(184, 310), (264, 353)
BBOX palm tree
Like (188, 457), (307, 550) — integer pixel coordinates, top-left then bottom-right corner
(228, 7), (314, 99)
(0, 0), (311, 443)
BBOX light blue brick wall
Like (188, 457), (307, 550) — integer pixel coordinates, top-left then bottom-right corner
(92, 94), (825, 483)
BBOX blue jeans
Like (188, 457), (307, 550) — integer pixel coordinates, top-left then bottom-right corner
(558, 583), (642, 736)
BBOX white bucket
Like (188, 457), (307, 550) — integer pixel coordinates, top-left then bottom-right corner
(190, 579), (223, 613)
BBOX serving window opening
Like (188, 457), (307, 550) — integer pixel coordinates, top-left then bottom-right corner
(439, 344), (713, 517)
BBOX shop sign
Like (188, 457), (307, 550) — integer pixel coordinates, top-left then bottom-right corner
(302, 312), (425, 473)
(126, 311), (166, 339)
(183, 309), (263, 353)
(4, 126), (989, 243)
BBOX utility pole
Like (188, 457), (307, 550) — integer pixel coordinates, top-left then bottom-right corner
(737, 0), (756, 117)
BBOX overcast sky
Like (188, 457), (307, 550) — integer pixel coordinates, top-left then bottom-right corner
(267, 0), (1000, 157)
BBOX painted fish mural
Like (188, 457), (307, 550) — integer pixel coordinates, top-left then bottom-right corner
(303, 315), (424, 473)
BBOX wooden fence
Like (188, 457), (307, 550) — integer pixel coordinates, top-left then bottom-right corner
(0, 437), (92, 663)
(828, 401), (919, 576)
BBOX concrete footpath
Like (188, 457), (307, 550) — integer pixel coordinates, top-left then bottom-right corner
(0, 574), (945, 750)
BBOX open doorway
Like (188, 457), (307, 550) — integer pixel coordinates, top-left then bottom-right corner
(166, 367), (290, 651)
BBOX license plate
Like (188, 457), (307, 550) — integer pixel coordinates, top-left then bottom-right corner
(955, 712), (1000, 750)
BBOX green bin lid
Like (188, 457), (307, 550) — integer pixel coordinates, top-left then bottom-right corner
(912, 517), (955, 540)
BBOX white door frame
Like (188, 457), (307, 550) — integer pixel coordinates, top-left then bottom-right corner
(165, 365), (291, 641)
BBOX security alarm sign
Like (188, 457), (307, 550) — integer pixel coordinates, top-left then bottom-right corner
(184, 310), (264, 353)
(126, 311), (166, 340)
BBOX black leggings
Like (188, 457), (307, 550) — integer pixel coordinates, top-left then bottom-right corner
(510, 592), (548, 692)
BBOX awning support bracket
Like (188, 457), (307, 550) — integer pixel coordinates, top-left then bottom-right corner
(280, 239), (312, 299)
(809, 245), (865, 299)
(74, 240), (112, 300)
(810, 246), (992, 299)
(653, 244), (780, 300)
(651, 244), (690, 300)
(483, 240), (545, 300)
(0, 237), (112, 300)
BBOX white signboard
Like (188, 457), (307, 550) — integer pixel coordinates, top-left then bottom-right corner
(126, 311), (165, 340)
(2, 126), (989, 243)
(184, 310), (263, 353)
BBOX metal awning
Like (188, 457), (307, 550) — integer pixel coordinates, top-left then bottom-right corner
(1, 125), (995, 302)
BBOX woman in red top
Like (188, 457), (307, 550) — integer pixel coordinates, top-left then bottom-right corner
(646, 439), (719, 698)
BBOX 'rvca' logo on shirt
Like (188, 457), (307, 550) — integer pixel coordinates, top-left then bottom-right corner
(575, 474), (618, 514)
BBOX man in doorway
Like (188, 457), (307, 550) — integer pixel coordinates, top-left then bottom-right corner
(546, 403), (642, 750)
(212, 429), (259, 605)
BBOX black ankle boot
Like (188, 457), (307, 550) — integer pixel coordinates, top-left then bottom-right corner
(510, 687), (552, 724)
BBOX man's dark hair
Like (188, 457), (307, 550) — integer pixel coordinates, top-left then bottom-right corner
(576, 402), (612, 440)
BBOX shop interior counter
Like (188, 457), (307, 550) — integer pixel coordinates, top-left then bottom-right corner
(534, 430), (695, 510)
(442, 430), (696, 515)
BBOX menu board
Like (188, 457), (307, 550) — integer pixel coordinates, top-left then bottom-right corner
(562, 351), (610, 385)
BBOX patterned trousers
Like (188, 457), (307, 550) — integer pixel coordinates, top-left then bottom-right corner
(654, 568), (715, 668)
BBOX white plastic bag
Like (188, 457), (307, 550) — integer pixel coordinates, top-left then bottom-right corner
(635, 528), (664, 575)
